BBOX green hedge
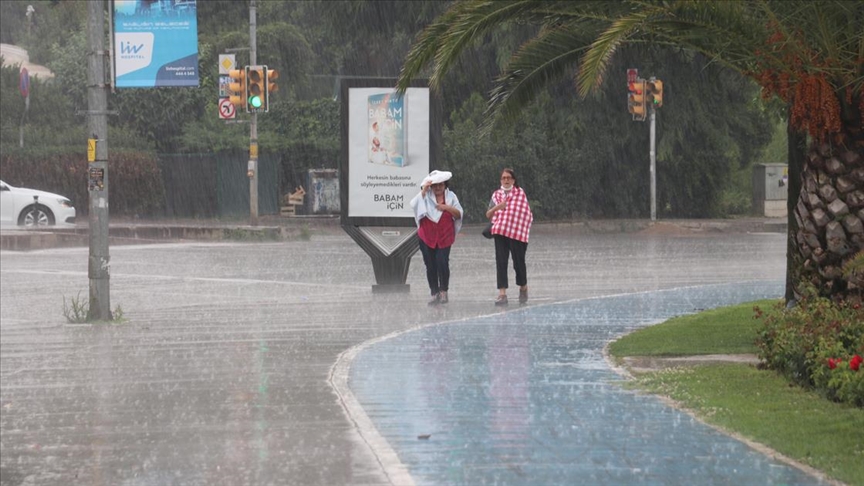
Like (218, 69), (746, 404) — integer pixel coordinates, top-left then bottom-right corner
(0, 149), (165, 217)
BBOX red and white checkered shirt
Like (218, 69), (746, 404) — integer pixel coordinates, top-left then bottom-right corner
(491, 186), (533, 243)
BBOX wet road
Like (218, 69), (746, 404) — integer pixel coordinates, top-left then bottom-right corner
(1, 225), (790, 485)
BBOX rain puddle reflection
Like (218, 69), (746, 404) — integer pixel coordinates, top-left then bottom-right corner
(349, 281), (825, 485)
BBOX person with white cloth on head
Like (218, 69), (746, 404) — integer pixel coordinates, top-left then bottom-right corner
(410, 170), (464, 306)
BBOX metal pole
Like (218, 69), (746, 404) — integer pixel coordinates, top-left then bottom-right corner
(87, 0), (111, 320)
(108, 0), (115, 93)
(649, 104), (657, 221)
(19, 95), (28, 148)
(249, 0), (259, 225)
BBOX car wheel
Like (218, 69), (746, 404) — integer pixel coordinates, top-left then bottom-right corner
(18, 205), (55, 227)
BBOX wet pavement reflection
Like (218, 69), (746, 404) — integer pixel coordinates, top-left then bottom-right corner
(350, 282), (825, 485)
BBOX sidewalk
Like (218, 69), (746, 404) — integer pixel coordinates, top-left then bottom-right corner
(339, 282), (824, 485)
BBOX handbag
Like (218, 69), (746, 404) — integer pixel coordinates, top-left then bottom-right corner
(482, 222), (493, 239)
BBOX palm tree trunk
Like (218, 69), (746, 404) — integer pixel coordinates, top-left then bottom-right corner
(792, 105), (864, 299)
(785, 111), (806, 303)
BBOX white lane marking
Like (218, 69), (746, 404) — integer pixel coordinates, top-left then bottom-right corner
(2, 269), (366, 290)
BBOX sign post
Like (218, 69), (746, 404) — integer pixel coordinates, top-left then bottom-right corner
(19, 67), (30, 148)
(218, 54), (236, 120)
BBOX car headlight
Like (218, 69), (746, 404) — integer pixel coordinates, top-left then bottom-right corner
(59, 199), (73, 208)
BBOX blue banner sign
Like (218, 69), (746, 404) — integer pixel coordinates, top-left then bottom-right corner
(114, 0), (199, 88)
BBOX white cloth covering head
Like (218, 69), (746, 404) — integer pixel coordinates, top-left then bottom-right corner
(421, 170), (452, 186)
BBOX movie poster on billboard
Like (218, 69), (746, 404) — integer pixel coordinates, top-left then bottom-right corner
(114, 0), (199, 88)
(348, 88), (430, 219)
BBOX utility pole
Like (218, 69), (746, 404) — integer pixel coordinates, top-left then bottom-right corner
(649, 103), (657, 221)
(248, 0), (259, 225)
(86, 0), (111, 320)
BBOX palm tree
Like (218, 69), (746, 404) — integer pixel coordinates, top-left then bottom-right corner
(397, 0), (864, 300)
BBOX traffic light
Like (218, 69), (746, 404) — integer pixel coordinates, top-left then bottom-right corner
(628, 80), (647, 121)
(264, 68), (278, 112)
(647, 79), (663, 108)
(245, 65), (266, 113)
(228, 69), (246, 109)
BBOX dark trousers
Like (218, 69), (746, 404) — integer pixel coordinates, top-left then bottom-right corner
(494, 235), (528, 290)
(419, 240), (451, 295)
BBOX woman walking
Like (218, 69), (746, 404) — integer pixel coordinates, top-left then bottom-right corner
(411, 170), (464, 305)
(485, 168), (533, 306)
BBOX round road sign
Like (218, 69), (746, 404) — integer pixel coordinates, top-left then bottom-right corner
(218, 98), (236, 120)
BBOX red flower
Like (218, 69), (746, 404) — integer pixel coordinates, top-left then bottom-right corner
(828, 358), (839, 369)
(850, 355), (863, 372)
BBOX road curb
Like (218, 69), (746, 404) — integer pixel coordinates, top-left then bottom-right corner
(1, 218), (787, 251)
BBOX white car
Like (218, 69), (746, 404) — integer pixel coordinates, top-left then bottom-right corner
(0, 179), (76, 228)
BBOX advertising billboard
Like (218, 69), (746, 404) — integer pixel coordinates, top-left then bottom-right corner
(346, 87), (430, 219)
(114, 0), (199, 88)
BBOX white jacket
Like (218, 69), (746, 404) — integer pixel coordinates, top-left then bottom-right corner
(410, 188), (463, 235)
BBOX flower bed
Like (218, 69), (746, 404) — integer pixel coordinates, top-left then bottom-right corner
(755, 292), (864, 407)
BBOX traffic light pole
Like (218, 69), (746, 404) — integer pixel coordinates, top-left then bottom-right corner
(627, 72), (661, 221)
(248, 0), (259, 225)
(649, 105), (657, 221)
(87, 0), (111, 320)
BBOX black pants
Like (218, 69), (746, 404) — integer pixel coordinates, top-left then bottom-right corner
(494, 235), (528, 290)
(419, 240), (451, 295)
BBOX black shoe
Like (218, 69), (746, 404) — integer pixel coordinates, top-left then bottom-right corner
(428, 293), (441, 306)
(494, 295), (508, 306)
(519, 288), (528, 304)
(439, 292), (448, 304)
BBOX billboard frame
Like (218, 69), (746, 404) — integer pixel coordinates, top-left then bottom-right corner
(339, 78), (442, 292)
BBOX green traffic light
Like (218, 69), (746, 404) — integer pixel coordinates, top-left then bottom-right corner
(249, 95), (262, 109)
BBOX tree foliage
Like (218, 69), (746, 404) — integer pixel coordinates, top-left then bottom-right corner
(0, 0), (781, 220)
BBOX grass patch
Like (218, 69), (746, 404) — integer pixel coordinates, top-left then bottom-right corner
(297, 225), (311, 241)
(609, 299), (864, 485)
(63, 292), (126, 324)
(608, 299), (777, 356)
(633, 364), (864, 485)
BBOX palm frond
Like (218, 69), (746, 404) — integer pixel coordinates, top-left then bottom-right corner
(398, 0), (594, 92)
(576, 12), (648, 98)
(397, 0), (863, 139)
(396, 6), (463, 94)
(483, 22), (603, 132)
(430, 0), (561, 89)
